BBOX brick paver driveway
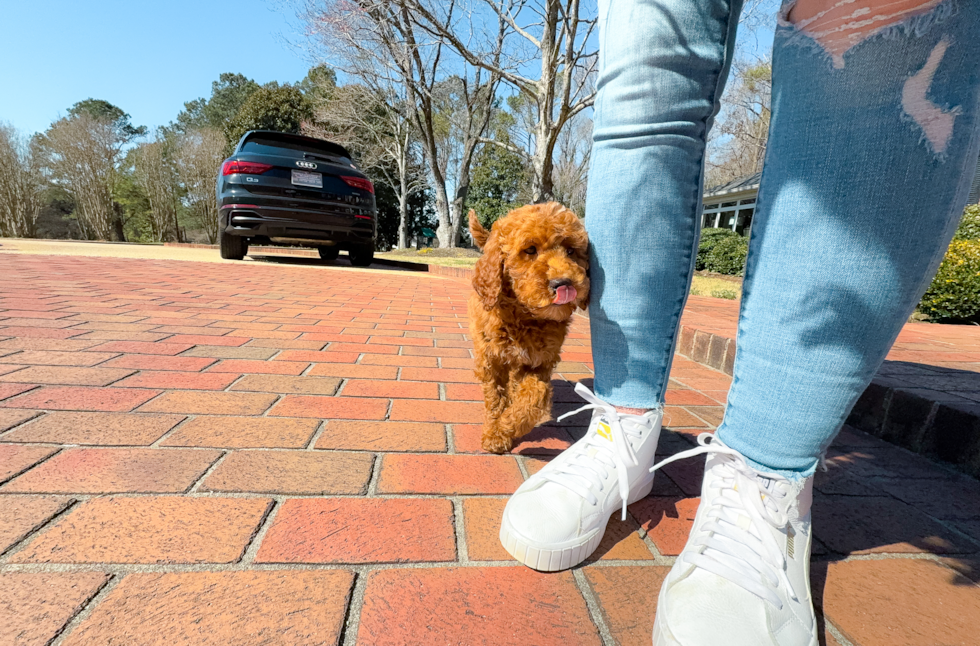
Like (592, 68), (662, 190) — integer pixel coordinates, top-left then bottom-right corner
(0, 248), (978, 646)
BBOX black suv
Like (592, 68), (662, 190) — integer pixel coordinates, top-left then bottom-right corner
(216, 130), (377, 266)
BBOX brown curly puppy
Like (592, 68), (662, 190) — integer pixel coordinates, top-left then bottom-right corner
(468, 203), (590, 454)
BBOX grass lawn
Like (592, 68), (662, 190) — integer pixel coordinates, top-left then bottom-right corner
(690, 273), (742, 300)
(377, 247), (480, 268)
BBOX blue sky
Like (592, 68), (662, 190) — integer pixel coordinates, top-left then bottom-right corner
(0, 0), (313, 135)
(1, 1), (777, 137)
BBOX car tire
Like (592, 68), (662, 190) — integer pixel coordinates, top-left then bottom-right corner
(348, 245), (374, 267)
(318, 246), (340, 261)
(220, 229), (248, 260)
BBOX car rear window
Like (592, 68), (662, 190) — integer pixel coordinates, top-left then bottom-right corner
(240, 135), (353, 165)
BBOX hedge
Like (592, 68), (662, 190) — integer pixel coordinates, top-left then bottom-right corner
(953, 204), (980, 241)
(696, 228), (741, 271)
(919, 239), (980, 323)
(918, 205), (980, 323)
(699, 229), (748, 276)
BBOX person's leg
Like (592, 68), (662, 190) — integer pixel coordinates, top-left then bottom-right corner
(586, 0), (744, 410)
(653, 2), (980, 644)
(717, 0), (980, 477)
(500, 0), (744, 571)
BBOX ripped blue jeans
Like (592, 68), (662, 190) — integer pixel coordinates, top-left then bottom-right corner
(585, 0), (980, 477)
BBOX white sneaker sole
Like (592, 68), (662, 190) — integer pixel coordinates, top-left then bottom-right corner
(499, 476), (655, 572)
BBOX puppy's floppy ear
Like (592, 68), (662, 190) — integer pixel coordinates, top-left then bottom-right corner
(472, 231), (504, 311)
(469, 210), (490, 249)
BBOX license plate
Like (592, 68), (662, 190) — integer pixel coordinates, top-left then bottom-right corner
(291, 169), (322, 188)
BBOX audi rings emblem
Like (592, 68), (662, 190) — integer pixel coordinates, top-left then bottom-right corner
(296, 161), (317, 169)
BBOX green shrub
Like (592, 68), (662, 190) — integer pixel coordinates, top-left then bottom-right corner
(710, 288), (740, 300)
(918, 239), (980, 323)
(954, 204), (980, 241)
(696, 227), (739, 270)
(702, 232), (749, 275)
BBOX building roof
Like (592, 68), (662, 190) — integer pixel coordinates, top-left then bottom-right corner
(706, 161), (980, 205)
(703, 172), (762, 199)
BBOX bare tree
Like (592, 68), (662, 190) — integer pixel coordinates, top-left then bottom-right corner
(704, 0), (778, 187)
(307, 83), (427, 248)
(705, 58), (771, 187)
(400, 0), (598, 203)
(428, 74), (500, 245)
(176, 128), (226, 244)
(42, 113), (128, 240)
(0, 124), (46, 238)
(550, 109), (591, 216)
(132, 130), (183, 242)
(300, 0), (503, 248)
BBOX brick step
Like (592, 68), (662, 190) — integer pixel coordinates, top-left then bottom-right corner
(678, 324), (980, 479)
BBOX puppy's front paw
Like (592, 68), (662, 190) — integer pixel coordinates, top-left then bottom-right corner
(481, 431), (514, 454)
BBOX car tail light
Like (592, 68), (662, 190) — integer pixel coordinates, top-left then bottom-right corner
(355, 215), (373, 220)
(222, 160), (273, 175)
(341, 176), (375, 194)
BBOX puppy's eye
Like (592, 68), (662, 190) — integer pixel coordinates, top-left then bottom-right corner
(524, 246), (537, 255)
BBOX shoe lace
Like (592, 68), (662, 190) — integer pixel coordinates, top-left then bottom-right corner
(543, 382), (654, 521)
(650, 433), (799, 610)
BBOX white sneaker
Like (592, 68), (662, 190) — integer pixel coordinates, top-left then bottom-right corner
(650, 434), (817, 646)
(499, 382), (663, 571)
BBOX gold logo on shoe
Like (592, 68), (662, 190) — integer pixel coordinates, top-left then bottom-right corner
(596, 421), (613, 442)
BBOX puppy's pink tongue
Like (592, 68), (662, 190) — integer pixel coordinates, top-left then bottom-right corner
(553, 285), (577, 305)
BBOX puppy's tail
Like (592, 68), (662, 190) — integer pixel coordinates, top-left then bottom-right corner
(469, 210), (490, 249)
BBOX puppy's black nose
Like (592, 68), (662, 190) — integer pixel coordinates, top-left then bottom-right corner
(549, 278), (573, 290)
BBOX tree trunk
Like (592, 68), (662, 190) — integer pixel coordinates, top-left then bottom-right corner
(433, 180), (453, 248)
(450, 197), (465, 247)
(398, 189), (409, 249)
(112, 203), (127, 242)
(531, 127), (556, 203)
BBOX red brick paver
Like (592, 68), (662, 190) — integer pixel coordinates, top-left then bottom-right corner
(60, 571), (353, 646)
(583, 566), (671, 646)
(377, 453), (524, 494)
(2, 385), (160, 412)
(136, 390), (276, 415)
(159, 415), (319, 448)
(0, 365), (135, 386)
(268, 394), (387, 419)
(256, 498), (456, 564)
(0, 444), (58, 482)
(113, 370), (240, 390)
(314, 420), (447, 452)
(357, 567), (601, 645)
(1, 448), (220, 494)
(13, 496), (271, 564)
(2, 411), (184, 445)
(0, 572), (110, 646)
(821, 558), (980, 646)
(1, 251), (977, 645)
(0, 407), (39, 432)
(0, 495), (73, 552)
(0, 383), (38, 401)
(199, 450), (373, 494)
